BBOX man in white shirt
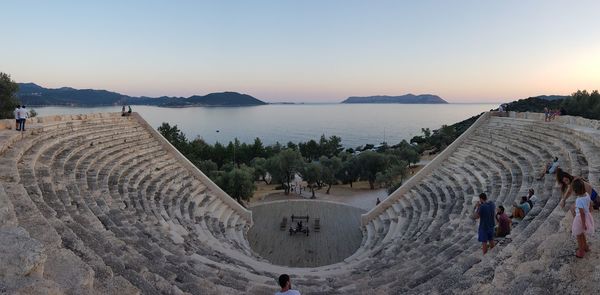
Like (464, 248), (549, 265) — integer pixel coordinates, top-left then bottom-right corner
(14, 105), (21, 130)
(275, 274), (300, 295)
(17, 105), (29, 131)
(528, 188), (539, 205)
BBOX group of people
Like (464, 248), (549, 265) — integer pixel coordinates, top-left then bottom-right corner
(475, 188), (538, 255)
(510, 188), (538, 219)
(475, 163), (598, 258)
(497, 103), (509, 116)
(555, 167), (597, 258)
(13, 105), (30, 131)
(543, 107), (567, 122)
(121, 105), (132, 116)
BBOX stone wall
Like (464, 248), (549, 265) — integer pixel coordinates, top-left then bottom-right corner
(508, 111), (600, 130)
(0, 112), (123, 130)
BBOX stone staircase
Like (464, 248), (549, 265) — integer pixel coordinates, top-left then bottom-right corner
(1, 111), (599, 294)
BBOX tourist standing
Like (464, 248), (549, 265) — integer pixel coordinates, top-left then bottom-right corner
(475, 193), (495, 254)
(276, 274), (301, 295)
(14, 105), (20, 130)
(17, 105), (29, 131)
(571, 179), (594, 258)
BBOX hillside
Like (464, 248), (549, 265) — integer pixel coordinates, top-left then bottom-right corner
(505, 95), (567, 112)
(16, 83), (267, 107)
(341, 94), (447, 104)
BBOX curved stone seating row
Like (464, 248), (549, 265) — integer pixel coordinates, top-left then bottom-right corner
(350, 114), (599, 293)
(0, 114), (272, 293)
(2, 112), (599, 294)
(345, 114), (592, 293)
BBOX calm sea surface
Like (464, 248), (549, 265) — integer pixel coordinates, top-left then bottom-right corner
(35, 104), (497, 148)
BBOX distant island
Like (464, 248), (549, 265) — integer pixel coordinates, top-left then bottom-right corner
(341, 94), (447, 104)
(16, 83), (267, 107)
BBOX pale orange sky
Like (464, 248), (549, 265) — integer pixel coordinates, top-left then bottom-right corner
(2, 1), (600, 103)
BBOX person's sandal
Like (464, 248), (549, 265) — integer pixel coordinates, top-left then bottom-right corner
(576, 249), (585, 258)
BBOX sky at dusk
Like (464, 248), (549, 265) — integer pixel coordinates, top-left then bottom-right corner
(2, 0), (600, 103)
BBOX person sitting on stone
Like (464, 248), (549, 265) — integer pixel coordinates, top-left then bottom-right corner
(511, 196), (531, 219)
(495, 205), (511, 237)
(527, 188), (538, 207)
(537, 157), (559, 180)
(276, 274), (301, 295)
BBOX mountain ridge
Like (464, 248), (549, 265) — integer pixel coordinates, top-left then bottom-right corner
(16, 83), (267, 107)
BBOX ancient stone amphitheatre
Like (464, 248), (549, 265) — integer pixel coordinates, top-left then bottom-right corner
(1, 111), (599, 294)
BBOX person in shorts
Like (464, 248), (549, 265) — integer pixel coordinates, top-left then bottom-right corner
(475, 193), (496, 254)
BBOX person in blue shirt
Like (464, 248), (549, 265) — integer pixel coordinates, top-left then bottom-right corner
(475, 192), (496, 255)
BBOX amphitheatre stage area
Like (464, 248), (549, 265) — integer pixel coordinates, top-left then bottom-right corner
(1, 111), (600, 294)
(247, 200), (364, 267)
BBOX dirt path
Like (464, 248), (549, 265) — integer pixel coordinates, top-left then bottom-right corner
(249, 164), (426, 211)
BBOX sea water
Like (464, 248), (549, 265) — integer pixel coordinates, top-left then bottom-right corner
(34, 103), (497, 148)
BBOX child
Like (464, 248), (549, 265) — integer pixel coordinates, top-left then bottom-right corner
(571, 179), (594, 258)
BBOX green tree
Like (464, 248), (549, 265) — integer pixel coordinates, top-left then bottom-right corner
(338, 155), (360, 188)
(212, 142), (227, 167)
(562, 90), (600, 120)
(266, 149), (304, 195)
(302, 162), (322, 198)
(251, 157), (270, 184)
(215, 165), (256, 205)
(320, 156), (342, 194)
(286, 141), (298, 150)
(187, 137), (211, 163)
(195, 159), (218, 179)
(357, 151), (388, 189)
(157, 123), (189, 151)
(251, 137), (265, 158)
(0, 73), (20, 119)
(299, 139), (320, 161)
(389, 140), (420, 167)
(375, 162), (408, 193)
